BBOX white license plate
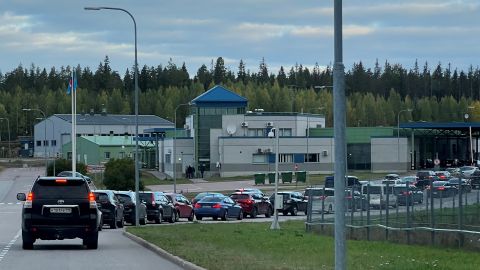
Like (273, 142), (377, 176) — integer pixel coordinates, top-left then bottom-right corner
(202, 205), (211, 208)
(50, 208), (72, 214)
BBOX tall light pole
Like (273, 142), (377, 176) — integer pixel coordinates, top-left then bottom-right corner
(23, 108), (47, 175)
(0, 118), (10, 158)
(465, 106), (475, 165)
(333, 1), (346, 269)
(173, 103), (190, 193)
(268, 127), (280, 230)
(85, 6), (140, 226)
(397, 109), (412, 166)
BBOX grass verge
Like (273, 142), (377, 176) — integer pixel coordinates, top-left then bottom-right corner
(127, 220), (480, 270)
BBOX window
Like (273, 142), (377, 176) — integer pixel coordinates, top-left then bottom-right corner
(67, 152), (72, 160)
(43, 140), (49, 146)
(36, 140), (41, 146)
(280, 128), (292, 137)
(279, 154), (293, 163)
(305, 153), (320, 163)
(119, 152), (125, 158)
(248, 128), (264, 137)
(51, 140), (56, 146)
(104, 152), (111, 159)
(165, 154), (171, 164)
(252, 154), (268, 164)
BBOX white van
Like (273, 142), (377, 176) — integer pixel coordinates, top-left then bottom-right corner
(361, 184), (396, 209)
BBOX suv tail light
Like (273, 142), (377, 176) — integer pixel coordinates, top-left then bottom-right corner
(89, 192), (97, 209)
(24, 192), (33, 208)
(151, 194), (156, 206)
(194, 203), (201, 209)
(212, 203), (221, 209)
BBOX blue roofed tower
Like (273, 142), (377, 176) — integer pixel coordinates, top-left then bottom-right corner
(190, 85), (248, 172)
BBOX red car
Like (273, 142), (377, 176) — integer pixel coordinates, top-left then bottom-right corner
(165, 193), (194, 221)
(229, 192), (273, 218)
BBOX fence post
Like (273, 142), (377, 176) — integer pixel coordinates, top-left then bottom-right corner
(321, 186), (325, 233)
(367, 182), (371, 241)
(406, 182), (410, 245)
(385, 182), (390, 241)
(458, 182), (464, 247)
(430, 178), (435, 246)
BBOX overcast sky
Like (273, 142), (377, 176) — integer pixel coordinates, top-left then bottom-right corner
(1, 0), (479, 77)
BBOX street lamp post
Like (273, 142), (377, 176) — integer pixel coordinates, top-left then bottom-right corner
(173, 103), (190, 193)
(0, 118), (10, 158)
(23, 108), (47, 175)
(85, 6), (140, 226)
(465, 106), (475, 165)
(268, 127), (280, 230)
(397, 109), (412, 166)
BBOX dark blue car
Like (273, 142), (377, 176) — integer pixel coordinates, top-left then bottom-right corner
(194, 196), (243, 221)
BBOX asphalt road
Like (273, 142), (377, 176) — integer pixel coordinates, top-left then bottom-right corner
(0, 167), (182, 270)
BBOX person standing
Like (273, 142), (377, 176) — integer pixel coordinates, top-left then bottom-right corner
(200, 163), (205, 178)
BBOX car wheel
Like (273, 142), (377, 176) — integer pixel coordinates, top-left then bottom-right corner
(221, 210), (228, 221)
(110, 215), (118, 229)
(196, 215), (203, 220)
(98, 218), (103, 231)
(169, 212), (176, 223)
(213, 216), (218, 221)
(117, 216), (124, 228)
(155, 212), (162, 224)
(282, 210), (288, 216)
(237, 210), (243, 220)
(265, 206), (273, 218)
(291, 205), (298, 216)
(83, 231), (98, 249)
(22, 231), (34, 250)
(175, 210), (180, 222)
(250, 207), (258, 218)
(140, 215), (147, 225)
(243, 212), (248, 218)
(188, 211), (194, 221)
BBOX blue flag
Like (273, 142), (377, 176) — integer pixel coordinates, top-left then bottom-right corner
(66, 71), (77, 95)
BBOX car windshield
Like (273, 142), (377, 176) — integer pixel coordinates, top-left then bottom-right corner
(139, 193), (153, 202)
(116, 194), (132, 203)
(94, 193), (109, 201)
(304, 189), (323, 196)
(460, 166), (475, 171)
(199, 196), (224, 203)
(194, 193), (221, 200)
(230, 194), (250, 200)
(448, 179), (460, 184)
(401, 177), (416, 182)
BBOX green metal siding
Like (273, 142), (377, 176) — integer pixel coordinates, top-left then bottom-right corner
(309, 127), (395, 143)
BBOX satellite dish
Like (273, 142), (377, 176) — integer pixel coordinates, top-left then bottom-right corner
(226, 125), (237, 135)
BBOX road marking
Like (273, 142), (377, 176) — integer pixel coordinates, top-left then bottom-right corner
(0, 229), (20, 264)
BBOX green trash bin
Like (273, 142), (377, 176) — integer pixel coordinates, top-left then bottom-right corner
(254, 173), (265, 185)
(268, 172), (276, 184)
(281, 171), (293, 183)
(296, 171), (307, 183)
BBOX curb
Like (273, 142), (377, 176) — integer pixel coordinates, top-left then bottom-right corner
(122, 231), (206, 270)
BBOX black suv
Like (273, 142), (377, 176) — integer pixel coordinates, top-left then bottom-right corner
(324, 175), (362, 189)
(17, 176), (101, 249)
(114, 191), (147, 225)
(139, 191), (176, 223)
(93, 190), (125, 229)
(269, 191), (308, 216)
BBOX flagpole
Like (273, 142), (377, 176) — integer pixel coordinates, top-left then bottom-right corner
(72, 70), (76, 173)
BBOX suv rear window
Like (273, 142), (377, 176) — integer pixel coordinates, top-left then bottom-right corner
(231, 194), (251, 200)
(139, 193), (153, 202)
(116, 194), (132, 203)
(33, 179), (88, 199)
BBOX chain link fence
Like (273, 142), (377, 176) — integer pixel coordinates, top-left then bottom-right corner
(306, 181), (480, 249)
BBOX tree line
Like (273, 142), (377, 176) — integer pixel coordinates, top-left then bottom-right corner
(1, 56), (480, 141)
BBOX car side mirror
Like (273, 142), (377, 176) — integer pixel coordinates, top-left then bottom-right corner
(141, 200), (146, 204)
(17, 193), (26, 201)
